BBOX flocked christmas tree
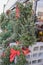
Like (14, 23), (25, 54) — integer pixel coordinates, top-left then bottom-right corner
(0, 2), (36, 65)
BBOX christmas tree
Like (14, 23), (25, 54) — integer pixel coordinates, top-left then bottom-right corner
(0, 2), (36, 65)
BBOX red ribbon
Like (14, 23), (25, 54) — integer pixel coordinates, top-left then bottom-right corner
(10, 48), (30, 62)
(10, 48), (20, 62)
(22, 47), (30, 55)
(16, 5), (20, 18)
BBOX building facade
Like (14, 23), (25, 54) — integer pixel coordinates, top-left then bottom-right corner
(26, 42), (43, 65)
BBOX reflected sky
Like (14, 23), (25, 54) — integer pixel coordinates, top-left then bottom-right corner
(0, 0), (7, 14)
(37, 0), (43, 8)
(37, 0), (43, 13)
(0, 0), (43, 14)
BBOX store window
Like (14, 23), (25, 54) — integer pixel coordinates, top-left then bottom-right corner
(33, 46), (38, 51)
(33, 53), (37, 57)
(38, 59), (42, 63)
(32, 60), (37, 64)
(39, 52), (43, 57)
(26, 55), (30, 58)
(40, 46), (43, 50)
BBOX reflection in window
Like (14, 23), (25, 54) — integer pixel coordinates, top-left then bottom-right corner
(33, 53), (37, 57)
(38, 59), (42, 63)
(40, 46), (43, 50)
(26, 55), (30, 58)
(39, 52), (43, 57)
(32, 60), (37, 64)
(33, 47), (38, 51)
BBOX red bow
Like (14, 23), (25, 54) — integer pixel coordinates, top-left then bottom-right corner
(22, 47), (30, 55)
(10, 48), (20, 62)
(10, 48), (30, 62)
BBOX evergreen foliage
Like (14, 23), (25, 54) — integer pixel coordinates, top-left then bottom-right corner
(0, 2), (36, 65)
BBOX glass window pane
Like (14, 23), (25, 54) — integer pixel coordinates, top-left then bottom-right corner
(33, 47), (38, 51)
(40, 46), (43, 50)
(32, 60), (37, 64)
(26, 55), (30, 58)
(38, 59), (42, 63)
(33, 53), (37, 57)
(39, 52), (43, 57)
